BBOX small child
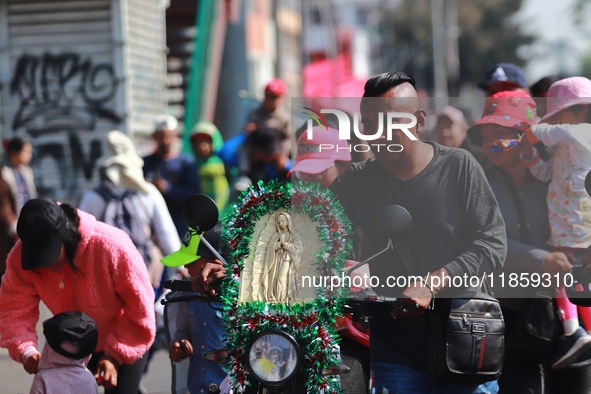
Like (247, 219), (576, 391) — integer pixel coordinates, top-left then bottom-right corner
(190, 121), (231, 217)
(161, 222), (227, 394)
(523, 76), (591, 369)
(30, 311), (99, 394)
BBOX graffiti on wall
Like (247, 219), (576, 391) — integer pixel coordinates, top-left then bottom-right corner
(8, 52), (123, 201)
(10, 52), (121, 133)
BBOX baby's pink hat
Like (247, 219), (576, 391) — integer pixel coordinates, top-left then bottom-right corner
(541, 76), (591, 122)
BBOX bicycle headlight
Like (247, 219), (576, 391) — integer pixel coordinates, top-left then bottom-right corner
(245, 330), (301, 385)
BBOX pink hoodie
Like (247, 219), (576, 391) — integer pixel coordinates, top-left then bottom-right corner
(0, 209), (155, 365)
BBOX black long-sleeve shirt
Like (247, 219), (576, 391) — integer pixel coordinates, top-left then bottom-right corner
(330, 142), (506, 370)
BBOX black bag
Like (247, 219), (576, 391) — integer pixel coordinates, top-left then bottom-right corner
(427, 291), (504, 384)
(507, 297), (561, 364)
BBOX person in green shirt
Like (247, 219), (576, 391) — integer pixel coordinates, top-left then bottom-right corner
(190, 121), (230, 216)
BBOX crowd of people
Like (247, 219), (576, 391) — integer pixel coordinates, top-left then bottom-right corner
(1, 63), (591, 394)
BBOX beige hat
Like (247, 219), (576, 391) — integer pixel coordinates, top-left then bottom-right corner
(97, 130), (150, 193)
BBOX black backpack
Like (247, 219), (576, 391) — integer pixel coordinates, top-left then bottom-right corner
(94, 184), (154, 266)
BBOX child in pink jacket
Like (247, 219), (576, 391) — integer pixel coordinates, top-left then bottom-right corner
(0, 198), (155, 394)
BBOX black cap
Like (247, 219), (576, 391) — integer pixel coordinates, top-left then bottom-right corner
(17, 199), (67, 270)
(43, 311), (98, 360)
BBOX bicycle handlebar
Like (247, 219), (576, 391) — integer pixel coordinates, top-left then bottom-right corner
(345, 292), (421, 309)
(163, 278), (195, 292)
(161, 279), (222, 306)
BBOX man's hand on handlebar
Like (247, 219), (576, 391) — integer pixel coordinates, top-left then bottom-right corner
(391, 268), (448, 319)
(187, 258), (225, 295)
(392, 285), (431, 319)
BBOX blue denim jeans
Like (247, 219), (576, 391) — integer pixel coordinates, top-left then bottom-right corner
(372, 362), (498, 394)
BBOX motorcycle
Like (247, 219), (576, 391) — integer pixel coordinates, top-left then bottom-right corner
(164, 182), (354, 393)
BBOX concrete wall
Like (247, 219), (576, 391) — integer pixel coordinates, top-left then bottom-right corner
(0, 0), (167, 203)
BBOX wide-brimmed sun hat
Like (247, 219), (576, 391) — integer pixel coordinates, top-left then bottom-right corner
(97, 130), (150, 193)
(541, 76), (591, 122)
(467, 91), (537, 145)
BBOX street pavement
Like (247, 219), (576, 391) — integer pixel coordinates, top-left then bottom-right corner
(0, 347), (172, 394)
(0, 303), (173, 394)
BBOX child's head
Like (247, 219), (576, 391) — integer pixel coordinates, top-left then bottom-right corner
(43, 311), (98, 360)
(191, 134), (213, 160)
(190, 121), (223, 160)
(541, 77), (591, 125)
(545, 104), (590, 125)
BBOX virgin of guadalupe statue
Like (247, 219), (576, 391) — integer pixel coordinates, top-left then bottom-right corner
(260, 212), (303, 303)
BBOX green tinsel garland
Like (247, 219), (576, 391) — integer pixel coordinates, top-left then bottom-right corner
(220, 180), (352, 393)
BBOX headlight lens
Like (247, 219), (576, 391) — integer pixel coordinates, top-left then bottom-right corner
(246, 331), (300, 385)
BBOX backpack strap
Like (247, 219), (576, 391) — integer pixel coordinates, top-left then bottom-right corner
(122, 190), (154, 236)
(94, 183), (114, 202)
(93, 184), (116, 221)
(121, 190), (155, 249)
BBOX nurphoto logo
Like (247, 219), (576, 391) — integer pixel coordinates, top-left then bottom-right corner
(302, 107), (418, 153)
